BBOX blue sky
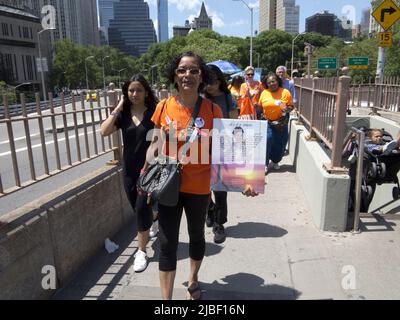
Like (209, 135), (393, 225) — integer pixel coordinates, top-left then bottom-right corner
(144, 0), (371, 39)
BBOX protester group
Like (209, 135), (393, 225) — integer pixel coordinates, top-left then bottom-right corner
(100, 51), (298, 300)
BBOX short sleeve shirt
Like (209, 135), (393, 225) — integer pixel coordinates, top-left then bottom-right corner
(151, 96), (223, 195)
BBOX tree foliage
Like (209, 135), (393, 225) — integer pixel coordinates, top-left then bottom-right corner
(50, 20), (400, 90)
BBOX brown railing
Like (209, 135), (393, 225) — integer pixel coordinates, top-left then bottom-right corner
(349, 77), (400, 112)
(294, 76), (351, 172)
(0, 91), (122, 197)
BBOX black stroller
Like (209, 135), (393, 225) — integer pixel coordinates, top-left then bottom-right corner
(344, 126), (400, 212)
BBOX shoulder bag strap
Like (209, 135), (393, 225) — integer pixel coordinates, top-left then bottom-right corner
(178, 96), (203, 160)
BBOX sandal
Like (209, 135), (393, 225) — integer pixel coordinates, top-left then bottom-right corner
(186, 282), (202, 300)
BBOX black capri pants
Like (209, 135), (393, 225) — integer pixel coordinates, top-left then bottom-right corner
(158, 192), (210, 272)
(123, 172), (153, 232)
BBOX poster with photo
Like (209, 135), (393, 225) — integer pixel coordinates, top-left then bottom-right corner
(211, 119), (267, 194)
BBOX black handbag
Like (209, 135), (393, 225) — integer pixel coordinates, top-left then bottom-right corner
(137, 96), (203, 207)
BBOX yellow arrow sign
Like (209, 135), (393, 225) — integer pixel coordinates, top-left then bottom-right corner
(372, 0), (400, 30)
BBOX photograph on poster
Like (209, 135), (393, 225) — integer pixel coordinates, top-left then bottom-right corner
(211, 119), (267, 194)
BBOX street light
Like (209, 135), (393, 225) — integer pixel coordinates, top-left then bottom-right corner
(37, 28), (55, 102)
(13, 82), (31, 102)
(102, 55), (110, 92)
(113, 68), (127, 89)
(85, 55), (94, 90)
(291, 32), (306, 77)
(144, 63), (159, 86)
(233, 0), (253, 67)
(255, 52), (260, 68)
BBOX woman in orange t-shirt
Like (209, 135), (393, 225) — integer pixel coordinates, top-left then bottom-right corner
(238, 66), (263, 120)
(259, 73), (293, 170)
(143, 51), (220, 300)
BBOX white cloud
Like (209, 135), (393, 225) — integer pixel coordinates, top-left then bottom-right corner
(249, 1), (259, 9)
(144, 0), (156, 6)
(233, 19), (247, 26)
(169, 0), (201, 12)
(205, 5), (225, 28)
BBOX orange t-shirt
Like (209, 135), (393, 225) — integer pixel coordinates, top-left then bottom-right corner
(259, 88), (293, 121)
(151, 96), (223, 195)
(239, 81), (262, 105)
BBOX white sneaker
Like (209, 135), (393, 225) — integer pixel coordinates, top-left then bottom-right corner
(272, 162), (280, 170)
(149, 220), (159, 238)
(133, 250), (148, 272)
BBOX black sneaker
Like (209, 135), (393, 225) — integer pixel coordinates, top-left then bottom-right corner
(206, 213), (213, 228)
(213, 224), (226, 244)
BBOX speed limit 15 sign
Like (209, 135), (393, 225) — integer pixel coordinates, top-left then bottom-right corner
(378, 32), (393, 47)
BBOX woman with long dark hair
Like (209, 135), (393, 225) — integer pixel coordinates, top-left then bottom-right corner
(100, 74), (159, 273)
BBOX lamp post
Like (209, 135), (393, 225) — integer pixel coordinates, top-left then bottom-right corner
(291, 32), (306, 77)
(85, 56), (94, 90)
(143, 63), (158, 86)
(102, 55), (110, 92)
(233, 0), (253, 67)
(37, 28), (55, 102)
(113, 68), (127, 89)
(13, 82), (31, 102)
(255, 52), (260, 68)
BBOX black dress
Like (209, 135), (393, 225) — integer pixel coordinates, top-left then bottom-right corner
(115, 107), (154, 214)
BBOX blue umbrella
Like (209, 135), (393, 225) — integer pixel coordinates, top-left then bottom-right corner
(207, 60), (242, 75)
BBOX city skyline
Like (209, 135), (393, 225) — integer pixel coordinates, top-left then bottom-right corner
(144, 0), (370, 40)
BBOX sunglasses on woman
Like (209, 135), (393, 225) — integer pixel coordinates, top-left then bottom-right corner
(246, 73), (254, 77)
(175, 68), (201, 76)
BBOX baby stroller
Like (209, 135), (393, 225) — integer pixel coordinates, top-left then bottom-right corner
(344, 126), (400, 212)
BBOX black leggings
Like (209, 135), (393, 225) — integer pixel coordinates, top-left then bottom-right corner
(208, 191), (228, 225)
(123, 172), (153, 232)
(158, 192), (210, 272)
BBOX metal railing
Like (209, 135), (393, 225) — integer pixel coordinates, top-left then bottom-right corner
(349, 77), (400, 113)
(0, 90), (122, 197)
(0, 95), (83, 119)
(294, 76), (351, 172)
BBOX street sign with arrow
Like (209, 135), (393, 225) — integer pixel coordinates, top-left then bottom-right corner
(372, 0), (400, 30)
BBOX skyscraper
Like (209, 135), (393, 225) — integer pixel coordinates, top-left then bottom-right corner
(259, 0), (299, 35)
(306, 11), (351, 41)
(108, 0), (157, 56)
(259, 0), (276, 32)
(276, 0), (299, 35)
(26, 0), (100, 47)
(157, 0), (168, 42)
(360, 8), (370, 36)
(98, 0), (119, 43)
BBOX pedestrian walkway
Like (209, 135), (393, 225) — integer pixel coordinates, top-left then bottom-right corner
(53, 154), (400, 300)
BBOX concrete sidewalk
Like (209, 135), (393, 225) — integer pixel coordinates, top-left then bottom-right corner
(53, 154), (400, 300)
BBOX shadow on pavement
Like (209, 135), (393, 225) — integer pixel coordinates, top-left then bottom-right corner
(52, 218), (140, 300)
(183, 272), (300, 300)
(225, 222), (288, 239)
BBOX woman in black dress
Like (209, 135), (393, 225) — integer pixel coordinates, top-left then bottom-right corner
(100, 74), (158, 272)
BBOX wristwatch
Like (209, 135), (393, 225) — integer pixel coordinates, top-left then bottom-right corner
(110, 111), (119, 117)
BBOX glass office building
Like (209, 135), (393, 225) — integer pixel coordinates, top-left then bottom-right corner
(157, 0), (168, 42)
(108, 0), (156, 56)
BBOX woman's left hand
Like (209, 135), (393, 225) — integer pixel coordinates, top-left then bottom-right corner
(242, 184), (259, 197)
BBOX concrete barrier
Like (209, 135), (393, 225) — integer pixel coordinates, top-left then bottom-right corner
(0, 165), (132, 299)
(288, 120), (350, 231)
